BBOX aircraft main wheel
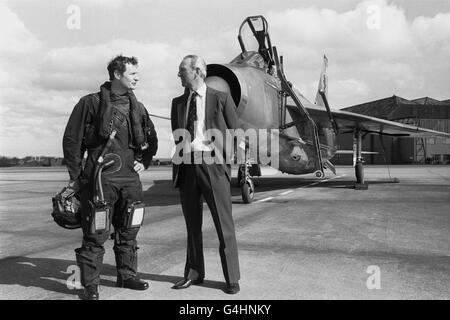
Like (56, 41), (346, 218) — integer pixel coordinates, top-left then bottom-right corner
(241, 180), (254, 204)
(355, 162), (364, 184)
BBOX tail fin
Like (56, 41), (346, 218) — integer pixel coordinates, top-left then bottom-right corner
(314, 55), (328, 107)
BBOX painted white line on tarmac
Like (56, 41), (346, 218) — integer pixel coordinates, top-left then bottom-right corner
(296, 174), (347, 189)
(254, 174), (347, 203)
(256, 197), (274, 203)
(278, 190), (294, 196)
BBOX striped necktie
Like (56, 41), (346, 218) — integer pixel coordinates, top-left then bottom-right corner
(186, 91), (198, 140)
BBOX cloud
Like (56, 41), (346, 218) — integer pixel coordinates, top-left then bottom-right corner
(37, 40), (177, 92)
(267, 0), (417, 60)
(0, 3), (41, 57)
(74, 0), (126, 9)
(0, 3), (42, 89)
(333, 79), (370, 103)
(0, 38), (184, 157)
(1, 0), (450, 157)
(265, 0), (450, 106)
(0, 25), (234, 157)
(412, 12), (450, 45)
(3, 29), (239, 157)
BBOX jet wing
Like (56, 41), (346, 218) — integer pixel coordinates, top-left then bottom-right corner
(305, 105), (450, 138)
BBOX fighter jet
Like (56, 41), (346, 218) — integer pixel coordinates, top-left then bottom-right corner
(203, 15), (450, 203)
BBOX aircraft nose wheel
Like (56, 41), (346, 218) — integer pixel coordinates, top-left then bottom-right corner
(241, 179), (255, 204)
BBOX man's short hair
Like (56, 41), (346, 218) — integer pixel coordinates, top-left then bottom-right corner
(183, 55), (207, 79)
(107, 55), (138, 80)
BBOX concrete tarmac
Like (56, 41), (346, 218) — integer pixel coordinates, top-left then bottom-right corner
(0, 165), (449, 300)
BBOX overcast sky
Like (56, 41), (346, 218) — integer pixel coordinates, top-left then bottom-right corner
(1, 0), (449, 158)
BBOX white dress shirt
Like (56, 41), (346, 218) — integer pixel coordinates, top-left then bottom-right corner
(186, 83), (211, 152)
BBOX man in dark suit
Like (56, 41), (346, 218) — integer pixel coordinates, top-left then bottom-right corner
(170, 55), (241, 294)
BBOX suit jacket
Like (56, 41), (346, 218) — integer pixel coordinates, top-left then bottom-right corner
(171, 86), (239, 188)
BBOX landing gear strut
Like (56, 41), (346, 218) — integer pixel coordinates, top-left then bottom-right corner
(238, 147), (258, 204)
(354, 129), (368, 190)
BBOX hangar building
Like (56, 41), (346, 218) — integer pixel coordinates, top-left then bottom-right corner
(333, 96), (450, 165)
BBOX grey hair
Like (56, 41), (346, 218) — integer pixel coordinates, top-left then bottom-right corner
(183, 55), (207, 79)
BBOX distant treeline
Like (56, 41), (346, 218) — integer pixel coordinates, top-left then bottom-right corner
(0, 156), (172, 167)
(0, 156), (64, 167)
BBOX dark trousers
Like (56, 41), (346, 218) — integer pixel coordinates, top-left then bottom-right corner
(75, 175), (143, 287)
(179, 163), (240, 284)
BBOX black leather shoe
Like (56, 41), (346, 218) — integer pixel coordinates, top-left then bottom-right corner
(172, 278), (203, 289)
(82, 285), (99, 300)
(225, 283), (240, 294)
(116, 277), (149, 290)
